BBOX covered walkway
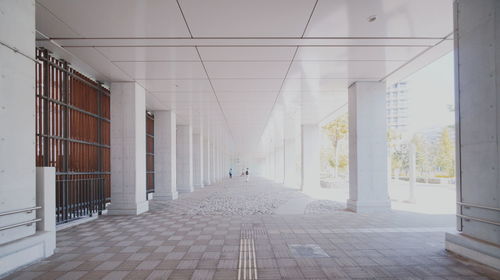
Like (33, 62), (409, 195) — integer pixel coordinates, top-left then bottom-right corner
(5, 178), (497, 280)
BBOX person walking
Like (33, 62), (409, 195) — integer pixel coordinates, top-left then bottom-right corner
(229, 168), (233, 179)
(245, 168), (250, 182)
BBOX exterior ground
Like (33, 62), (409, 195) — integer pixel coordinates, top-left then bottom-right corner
(4, 178), (498, 280)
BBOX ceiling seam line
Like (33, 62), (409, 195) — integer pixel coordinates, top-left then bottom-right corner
(258, 46), (300, 144)
(194, 46), (235, 144)
(176, 0), (194, 38)
(301, 0), (319, 38)
(41, 36), (449, 40)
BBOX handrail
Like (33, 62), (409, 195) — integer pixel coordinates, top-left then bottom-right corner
(457, 202), (500, 212)
(0, 206), (41, 217)
(0, 219), (42, 232)
(457, 214), (500, 227)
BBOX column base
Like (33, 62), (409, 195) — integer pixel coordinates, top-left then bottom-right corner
(107, 200), (149, 215)
(346, 199), (391, 213)
(194, 184), (204, 189)
(177, 187), (194, 194)
(203, 180), (211, 186)
(154, 192), (178, 201)
(445, 232), (500, 270)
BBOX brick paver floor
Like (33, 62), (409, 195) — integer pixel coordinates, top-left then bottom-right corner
(4, 178), (499, 280)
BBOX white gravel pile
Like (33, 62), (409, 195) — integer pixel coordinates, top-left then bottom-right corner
(187, 185), (302, 216)
(304, 200), (345, 214)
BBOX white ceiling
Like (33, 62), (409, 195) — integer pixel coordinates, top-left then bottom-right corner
(35, 0), (454, 156)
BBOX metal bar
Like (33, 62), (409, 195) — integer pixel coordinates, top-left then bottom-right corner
(42, 49), (50, 166)
(36, 55), (110, 95)
(0, 219), (43, 232)
(56, 172), (111, 176)
(456, 214), (500, 227)
(458, 202), (500, 212)
(37, 95), (110, 122)
(37, 134), (111, 148)
(0, 206), (42, 217)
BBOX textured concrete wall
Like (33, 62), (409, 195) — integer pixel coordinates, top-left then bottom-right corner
(153, 111), (177, 200)
(453, 0), (500, 245)
(347, 82), (390, 213)
(109, 82), (148, 215)
(0, 0), (36, 244)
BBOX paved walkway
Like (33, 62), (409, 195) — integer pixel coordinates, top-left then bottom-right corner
(4, 178), (499, 280)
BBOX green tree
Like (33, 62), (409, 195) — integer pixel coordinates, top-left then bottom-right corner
(322, 113), (349, 178)
(412, 133), (432, 178)
(436, 128), (455, 177)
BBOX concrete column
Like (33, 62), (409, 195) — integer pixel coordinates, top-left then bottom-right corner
(347, 81), (390, 213)
(176, 125), (193, 193)
(193, 132), (204, 189)
(203, 136), (211, 185)
(153, 111), (177, 200)
(0, 0), (36, 245)
(210, 143), (216, 183)
(445, 0), (500, 270)
(301, 124), (320, 193)
(108, 82), (148, 215)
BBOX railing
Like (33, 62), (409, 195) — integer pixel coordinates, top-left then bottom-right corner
(457, 202), (500, 227)
(56, 178), (105, 224)
(0, 206), (42, 232)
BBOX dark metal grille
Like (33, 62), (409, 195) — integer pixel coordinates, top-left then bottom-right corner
(35, 48), (110, 224)
(146, 112), (154, 196)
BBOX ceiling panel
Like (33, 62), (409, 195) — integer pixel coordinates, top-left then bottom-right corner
(295, 46), (427, 61)
(204, 61), (291, 79)
(37, 0), (190, 38)
(97, 47), (199, 62)
(198, 47), (296, 61)
(113, 61), (206, 79)
(211, 79), (283, 92)
(305, 0), (453, 38)
(282, 78), (350, 92)
(179, 0), (317, 37)
(288, 60), (405, 79)
(136, 79), (212, 92)
(36, 2), (80, 38)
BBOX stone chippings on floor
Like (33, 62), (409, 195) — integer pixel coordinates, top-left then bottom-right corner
(4, 178), (499, 280)
(304, 200), (346, 214)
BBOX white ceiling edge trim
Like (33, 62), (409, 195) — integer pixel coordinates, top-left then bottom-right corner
(40, 38), (444, 47)
(383, 38), (453, 85)
(35, 31), (116, 88)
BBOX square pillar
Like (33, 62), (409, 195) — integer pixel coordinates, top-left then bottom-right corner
(301, 124), (320, 193)
(193, 132), (204, 189)
(210, 143), (216, 183)
(347, 81), (390, 213)
(153, 111), (177, 200)
(203, 137), (211, 185)
(176, 125), (193, 193)
(108, 82), (149, 215)
(445, 0), (500, 270)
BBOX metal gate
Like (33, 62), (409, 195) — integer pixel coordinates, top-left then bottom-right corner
(146, 112), (155, 197)
(35, 48), (110, 224)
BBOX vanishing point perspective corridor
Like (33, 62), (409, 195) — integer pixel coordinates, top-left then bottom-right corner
(5, 178), (497, 280)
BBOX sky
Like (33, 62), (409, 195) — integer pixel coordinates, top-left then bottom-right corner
(404, 52), (455, 134)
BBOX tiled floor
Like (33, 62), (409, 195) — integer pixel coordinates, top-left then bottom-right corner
(4, 178), (499, 280)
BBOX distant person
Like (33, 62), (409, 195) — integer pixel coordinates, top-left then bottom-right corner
(245, 168), (250, 182)
(229, 168), (233, 179)
(241, 168), (245, 177)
